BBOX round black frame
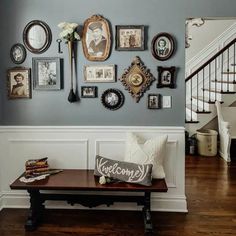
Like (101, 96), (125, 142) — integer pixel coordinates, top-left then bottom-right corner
(10, 43), (27, 64)
(101, 89), (124, 110)
(151, 32), (175, 61)
(23, 20), (52, 54)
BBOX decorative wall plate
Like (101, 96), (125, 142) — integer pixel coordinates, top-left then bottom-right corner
(119, 56), (155, 102)
(101, 89), (124, 110)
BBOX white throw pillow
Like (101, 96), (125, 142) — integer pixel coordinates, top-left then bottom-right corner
(124, 132), (167, 179)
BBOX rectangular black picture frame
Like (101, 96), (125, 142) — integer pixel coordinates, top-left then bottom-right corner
(116, 25), (145, 51)
(157, 66), (176, 88)
(147, 94), (161, 109)
(81, 86), (97, 98)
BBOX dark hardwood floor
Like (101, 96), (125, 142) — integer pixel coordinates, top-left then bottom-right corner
(0, 155), (235, 236)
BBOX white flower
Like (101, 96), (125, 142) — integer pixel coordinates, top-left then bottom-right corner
(58, 22), (67, 29)
(58, 22), (80, 42)
(59, 30), (68, 39)
(69, 23), (78, 30)
(99, 176), (107, 185)
(74, 32), (81, 40)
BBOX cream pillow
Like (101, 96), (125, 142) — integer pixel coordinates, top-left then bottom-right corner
(124, 132), (167, 179)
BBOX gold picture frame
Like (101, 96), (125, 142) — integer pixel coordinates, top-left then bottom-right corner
(82, 15), (111, 61)
(7, 67), (31, 99)
(119, 56), (155, 102)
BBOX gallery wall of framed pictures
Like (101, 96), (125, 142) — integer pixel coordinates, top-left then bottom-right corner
(7, 14), (178, 111)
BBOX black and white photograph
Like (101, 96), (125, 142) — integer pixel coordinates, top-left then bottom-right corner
(151, 33), (175, 61)
(82, 15), (111, 61)
(147, 94), (161, 109)
(157, 66), (176, 88)
(7, 67), (31, 99)
(33, 57), (62, 90)
(81, 86), (97, 98)
(161, 70), (171, 85)
(101, 88), (124, 110)
(116, 25), (144, 51)
(10, 43), (27, 64)
(84, 65), (115, 82)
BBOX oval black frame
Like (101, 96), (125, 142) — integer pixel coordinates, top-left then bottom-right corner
(10, 43), (27, 64)
(151, 32), (175, 61)
(101, 89), (124, 110)
(23, 20), (52, 54)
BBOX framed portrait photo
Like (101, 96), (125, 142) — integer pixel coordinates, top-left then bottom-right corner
(10, 43), (27, 64)
(151, 33), (175, 61)
(82, 15), (111, 61)
(7, 67), (31, 99)
(157, 66), (176, 88)
(81, 86), (97, 98)
(32, 57), (62, 90)
(84, 64), (115, 83)
(116, 25), (145, 51)
(147, 94), (161, 109)
(101, 88), (124, 110)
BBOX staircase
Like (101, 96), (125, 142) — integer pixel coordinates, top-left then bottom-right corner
(185, 37), (236, 134)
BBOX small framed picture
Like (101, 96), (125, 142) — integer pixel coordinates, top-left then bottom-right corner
(101, 88), (124, 110)
(81, 86), (97, 98)
(157, 66), (176, 88)
(151, 33), (175, 61)
(32, 57), (62, 90)
(116, 25), (145, 51)
(7, 67), (31, 99)
(147, 94), (161, 109)
(10, 43), (27, 64)
(84, 64), (115, 83)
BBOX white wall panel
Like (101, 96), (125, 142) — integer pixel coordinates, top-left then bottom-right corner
(0, 126), (187, 212)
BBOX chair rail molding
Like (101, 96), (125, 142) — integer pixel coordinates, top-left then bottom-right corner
(0, 125), (187, 212)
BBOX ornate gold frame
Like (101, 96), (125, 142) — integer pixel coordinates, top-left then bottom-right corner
(119, 56), (155, 102)
(82, 15), (111, 61)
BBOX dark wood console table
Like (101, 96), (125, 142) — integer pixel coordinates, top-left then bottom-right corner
(10, 169), (168, 234)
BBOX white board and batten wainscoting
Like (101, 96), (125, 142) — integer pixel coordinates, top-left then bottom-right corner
(0, 126), (187, 212)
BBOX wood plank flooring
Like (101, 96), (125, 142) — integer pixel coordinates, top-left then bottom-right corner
(0, 155), (235, 236)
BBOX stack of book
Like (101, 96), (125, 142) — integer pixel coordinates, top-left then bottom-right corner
(25, 157), (49, 178)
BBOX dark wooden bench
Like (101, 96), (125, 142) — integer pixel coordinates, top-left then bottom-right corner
(10, 169), (168, 234)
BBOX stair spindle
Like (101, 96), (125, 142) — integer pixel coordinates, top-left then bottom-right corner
(227, 48), (229, 92)
(215, 59), (217, 102)
(190, 79), (193, 121)
(234, 43), (236, 83)
(203, 68), (205, 112)
(209, 63), (211, 102)
(221, 53), (223, 92)
(197, 73), (199, 112)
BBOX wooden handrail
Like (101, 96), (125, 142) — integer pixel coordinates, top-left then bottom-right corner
(185, 37), (236, 82)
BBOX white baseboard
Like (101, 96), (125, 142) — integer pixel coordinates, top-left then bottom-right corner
(1, 192), (187, 213)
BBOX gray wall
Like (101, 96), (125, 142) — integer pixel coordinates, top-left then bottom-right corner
(1, 0), (236, 126)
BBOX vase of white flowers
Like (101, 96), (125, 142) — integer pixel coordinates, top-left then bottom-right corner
(58, 22), (80, 103)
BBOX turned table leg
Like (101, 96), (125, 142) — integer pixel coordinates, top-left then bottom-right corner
(143, 192), (153, 234)
(25, 189), (44, 231)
